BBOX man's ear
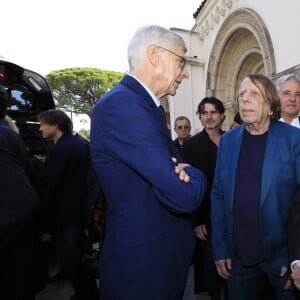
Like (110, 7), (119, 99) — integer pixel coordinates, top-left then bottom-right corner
(146, 44), (160, 67)
(219, 114), (226, 123)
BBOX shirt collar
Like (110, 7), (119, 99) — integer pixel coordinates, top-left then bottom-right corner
(127, 74), (160, 107)
(279, 117), (300, 128)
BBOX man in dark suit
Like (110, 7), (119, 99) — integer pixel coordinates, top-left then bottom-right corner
(211, 74), (300, 299)
(38, 109), (98, 300)
(90, 25), (207, 300)
(0, 86), (39, 299)
(184, 97), (226, 300)
(173, 116), (191, 156)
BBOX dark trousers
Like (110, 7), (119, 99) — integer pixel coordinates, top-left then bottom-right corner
(56, 224), (98, 299)
(0, 230), (38, 300)
(194, 237), (225, 298)
(227, 258), (296, 300)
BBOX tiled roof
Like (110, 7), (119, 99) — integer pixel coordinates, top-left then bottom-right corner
(193, 0), (208, 19)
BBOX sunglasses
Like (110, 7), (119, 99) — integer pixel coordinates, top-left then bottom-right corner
(176, 125), (190, 130)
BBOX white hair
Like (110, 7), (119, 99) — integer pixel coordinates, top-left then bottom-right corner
(275, 73), (300, 91)
(127, 25), (187, 72)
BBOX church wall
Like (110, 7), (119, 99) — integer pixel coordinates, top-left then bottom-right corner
(171, 0), (299, 135)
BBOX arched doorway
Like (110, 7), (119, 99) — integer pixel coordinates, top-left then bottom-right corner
(207, 8), (276, 130)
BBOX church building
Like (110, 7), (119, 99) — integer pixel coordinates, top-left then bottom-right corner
(164, 0), (300, 135)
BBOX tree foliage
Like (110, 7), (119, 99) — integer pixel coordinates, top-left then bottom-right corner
(78, 129), (90, 141)
(46, 67), (124, 116)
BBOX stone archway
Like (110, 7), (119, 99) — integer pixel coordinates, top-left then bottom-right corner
(207, 8), (276, 130)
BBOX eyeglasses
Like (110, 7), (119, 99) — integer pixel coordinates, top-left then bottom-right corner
(157, 46), (187, 70)
(176, 125), (190, 130)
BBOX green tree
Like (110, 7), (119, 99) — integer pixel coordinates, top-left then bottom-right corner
(46, 67), (124, 116)
(78, 129), (90, 141)
(80, 118), (87, 130)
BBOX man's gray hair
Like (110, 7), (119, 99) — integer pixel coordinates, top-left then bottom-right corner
(127, 25), (187, 72)
(275, 74), (300, 91)
(174, 116), (191, 128)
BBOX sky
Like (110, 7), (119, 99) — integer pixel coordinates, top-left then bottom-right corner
(1, 0), (201, 76)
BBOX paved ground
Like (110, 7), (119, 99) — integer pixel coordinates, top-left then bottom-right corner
(36, 265), (210, 300)
(36, 279), (73, 300)
(35, 254), (74, 300)
(183, 266), (210, 300)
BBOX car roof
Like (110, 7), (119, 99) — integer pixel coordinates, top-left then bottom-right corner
(0, 59), (55, 122)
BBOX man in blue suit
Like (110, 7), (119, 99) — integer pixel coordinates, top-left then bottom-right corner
(211, 73), (300, 299)
(90, 25), (207, 300)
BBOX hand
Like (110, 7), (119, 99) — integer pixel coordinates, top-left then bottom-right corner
(172, 157), (190, 182)
(194, 224), (208, 240)
(41, 232), (52, 242)
(291, 261), (300, 289)
(279, 265), (293, 290)
(215, 258), (232, 279)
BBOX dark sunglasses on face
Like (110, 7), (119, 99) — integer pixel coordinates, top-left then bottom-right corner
(176, 125), (190, 130)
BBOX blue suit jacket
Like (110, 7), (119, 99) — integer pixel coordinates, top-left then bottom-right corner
(211, 121), (300, 271)
(90, 75), (206, 299)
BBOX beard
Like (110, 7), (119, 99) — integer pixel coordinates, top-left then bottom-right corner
(203, 122), (221, 129)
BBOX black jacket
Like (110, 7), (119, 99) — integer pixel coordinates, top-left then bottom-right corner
(183, 129), (224, 228)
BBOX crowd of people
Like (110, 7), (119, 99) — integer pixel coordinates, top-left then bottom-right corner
(0, 88), (101, 299)
(1, 23), (300, 300)
(173, 73), (300, 299)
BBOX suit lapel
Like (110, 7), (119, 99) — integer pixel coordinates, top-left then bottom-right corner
(121, 75), (179, 159)
(156, 105), (180, 159)
(260, 122), (279, 205)
(121, 75), (154, 107)
(227, 123), (279, 208)
(228, 126), (244, 209)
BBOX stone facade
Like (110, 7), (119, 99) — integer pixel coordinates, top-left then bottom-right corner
(168, 0), (300, 135)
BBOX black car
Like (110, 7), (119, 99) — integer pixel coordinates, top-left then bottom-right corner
(0, 59), (55, 159)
